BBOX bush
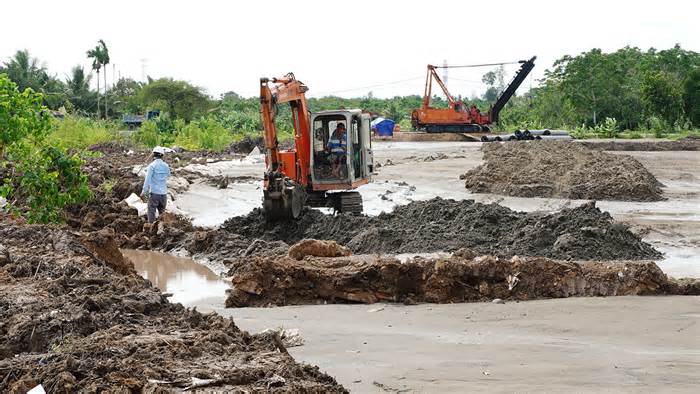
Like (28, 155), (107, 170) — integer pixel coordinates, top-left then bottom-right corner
(7, 146), (92, 223)
(643, 116), (667, 138)
(132, 120), (163, 147)
(594, 117), (619, 138)
(47, 115), (120, 150)
(0, 74), (51, 155)
(627, 131), (643, 139)
(1, 74), (92, 223)
(174, 117), (234, 151)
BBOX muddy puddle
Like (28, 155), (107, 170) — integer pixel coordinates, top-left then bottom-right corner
(121, 249), (229, 308)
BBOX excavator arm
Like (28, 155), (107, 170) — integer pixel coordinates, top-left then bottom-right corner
(259, 73), (311, 219)
(260, 73), (311, 183)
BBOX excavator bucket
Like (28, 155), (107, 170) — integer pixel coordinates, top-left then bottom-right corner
(263, 178), (305, 220)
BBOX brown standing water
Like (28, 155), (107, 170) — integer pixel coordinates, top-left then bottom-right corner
(121, 249), (229, 308)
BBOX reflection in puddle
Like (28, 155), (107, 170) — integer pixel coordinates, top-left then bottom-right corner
(122, 249), (230, 307)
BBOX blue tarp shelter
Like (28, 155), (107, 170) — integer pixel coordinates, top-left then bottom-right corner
(371, 117), (395, 137)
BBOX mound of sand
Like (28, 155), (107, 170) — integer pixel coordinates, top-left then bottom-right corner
(579, 137), (700, 151)
(220, 199), (661, 261)
(224, 253), (698, 307)
(462, 141), (664, 201)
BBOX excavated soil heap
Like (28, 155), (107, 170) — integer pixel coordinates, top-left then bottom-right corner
(579, 136), (700, 151)
(0, 225), (345, 392)
(220, 199), (661, 261)
(462, 141), (664, 201)
(224, 252), (698, 307)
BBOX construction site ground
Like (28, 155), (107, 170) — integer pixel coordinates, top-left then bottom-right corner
(214, 296), (700, 393)
(128, 250), (699, 393)
(123, 138), (700, 392)
(4, 138), (699, 391)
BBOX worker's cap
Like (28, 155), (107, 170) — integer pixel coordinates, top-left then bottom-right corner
(152, 146), (172, 155)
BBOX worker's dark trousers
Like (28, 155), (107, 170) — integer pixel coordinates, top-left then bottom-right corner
(147, 193), (167, 223)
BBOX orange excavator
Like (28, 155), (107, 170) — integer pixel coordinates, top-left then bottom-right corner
(259, 73), (373, 220)
(411, 56), (536, 132)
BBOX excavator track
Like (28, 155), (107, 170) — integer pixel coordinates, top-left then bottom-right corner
(335, 191), (363, 215)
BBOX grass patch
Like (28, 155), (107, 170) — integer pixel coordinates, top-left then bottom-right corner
(47, 115), (122, 150)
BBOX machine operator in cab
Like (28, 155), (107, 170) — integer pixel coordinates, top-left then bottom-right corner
(326, 123), (347, 178)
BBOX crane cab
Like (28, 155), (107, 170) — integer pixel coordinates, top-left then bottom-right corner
(307, 109), (373, 213)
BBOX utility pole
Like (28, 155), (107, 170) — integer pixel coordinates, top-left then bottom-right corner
(140, 58), (148, 82)
(443, 59), (448, 90)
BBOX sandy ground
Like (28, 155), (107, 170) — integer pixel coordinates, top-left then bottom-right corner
(168, 141), (700, 277)
(124, 141), (700, 391)
(127, 250), (700, 393)
(212, 296), (700, 393)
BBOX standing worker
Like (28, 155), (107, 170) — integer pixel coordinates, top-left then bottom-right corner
(141, 146), (171, 223)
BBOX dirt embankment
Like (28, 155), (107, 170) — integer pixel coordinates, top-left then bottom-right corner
(217, 199), (660, 261)
(65, 142), (245, 239)
(462, 141), (664, 201)
(0, 225), (345, 392)
(224, 249), (698, 307)
(578, 137), (700, 151)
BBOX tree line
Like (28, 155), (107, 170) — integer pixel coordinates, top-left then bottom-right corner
(1, 44), (697, 134)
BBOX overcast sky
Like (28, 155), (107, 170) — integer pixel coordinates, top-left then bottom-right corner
(2, 0), (698, 99)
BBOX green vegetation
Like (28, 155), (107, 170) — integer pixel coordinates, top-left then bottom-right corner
(47, 115), (121, 150)
(500, 45), (699, 136)
(2, 44), (697, 158)
(86, 39), (110, 118)
(0, 74), (92, 223)
(138, 78), (210, 122)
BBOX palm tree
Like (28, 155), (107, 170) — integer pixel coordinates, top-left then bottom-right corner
(87, 40), (110, 118)
(3, 50), (65, 109)
(3, 49), (50, 92)
(87, 45), (103, 117)
(98, 40), (110, 117)
(66, 65), (95, 113)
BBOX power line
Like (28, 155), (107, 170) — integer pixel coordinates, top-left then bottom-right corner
(434, 60), (523, 69)
(314, 76), (424, 96)
(447, 77), (483, 84)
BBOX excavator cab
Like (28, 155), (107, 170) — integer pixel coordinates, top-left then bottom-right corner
(305, 109), (373, 214)
(310, 110), (372, 184)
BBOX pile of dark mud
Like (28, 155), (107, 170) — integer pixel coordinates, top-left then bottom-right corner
(0, 225), (345, 392)
(579, 136), (700, 151)
(229, 135), (264, 154)
(219, 199), (661, 261)
(224, 251), (698, 307)
(462, 141), (664, 201)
